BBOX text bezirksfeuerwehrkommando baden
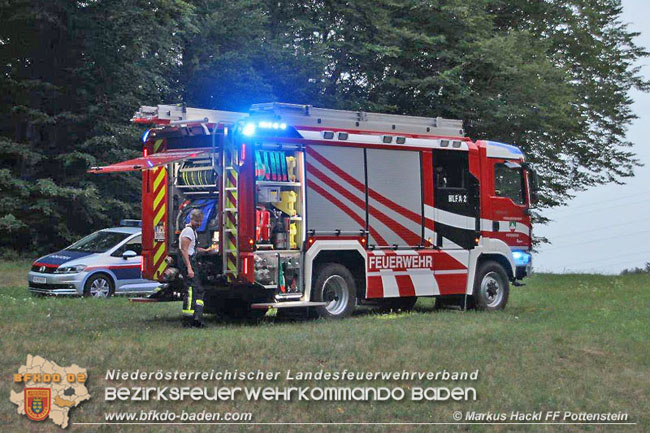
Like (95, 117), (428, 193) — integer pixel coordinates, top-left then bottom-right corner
(105, 369), (479, 383)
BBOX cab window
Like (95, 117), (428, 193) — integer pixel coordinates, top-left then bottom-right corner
(111, 235), (142, 257)
(434, 151), (467, 189)
(494, 163), (525, 205)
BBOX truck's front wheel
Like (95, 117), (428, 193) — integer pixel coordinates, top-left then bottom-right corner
(473, 261), (509, 310)
(312, 264), (356, 319)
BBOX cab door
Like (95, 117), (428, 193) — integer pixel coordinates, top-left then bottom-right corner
(486, 159), (532, 248)
(432, 149), (480, 249)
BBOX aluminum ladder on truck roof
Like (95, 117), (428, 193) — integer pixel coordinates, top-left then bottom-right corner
(133, 104), (247, 126)
(249, 102), (465, 137)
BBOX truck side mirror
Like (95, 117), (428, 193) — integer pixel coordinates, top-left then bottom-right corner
(122, 250), (137, 260)
(527, 167), (540, 206)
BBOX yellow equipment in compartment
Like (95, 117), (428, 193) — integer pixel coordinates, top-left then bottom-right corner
(272, 191), (297, 216)
(289, 223), (297, 249)
(285, 156), (297, 182)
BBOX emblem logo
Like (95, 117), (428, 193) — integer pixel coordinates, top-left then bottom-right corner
(24, 388), (51, 422)
(11, 355), (91, 428)
(154, 222), (165, 242)
(39, 266), (46, 272)
(509, 221), (517, 232)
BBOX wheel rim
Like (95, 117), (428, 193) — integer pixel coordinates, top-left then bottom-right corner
(322, 275), (349, 315)
(90, 278), (110, 298)
(480, 271), (504, 307)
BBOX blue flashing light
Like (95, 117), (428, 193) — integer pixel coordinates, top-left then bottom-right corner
(255, 121), (288, 131)
(242, 123), (256, 137)
(512, 250), (531, 267)
(141, 129), (150, 143)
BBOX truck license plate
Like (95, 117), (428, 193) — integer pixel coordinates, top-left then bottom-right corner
(32, 276), (46, 284)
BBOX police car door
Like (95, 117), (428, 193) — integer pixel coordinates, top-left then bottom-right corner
(108, 235), (155, 292)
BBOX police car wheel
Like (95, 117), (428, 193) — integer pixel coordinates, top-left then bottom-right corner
(472, 261), (509, 310)
(313, 263), (356, 319)
(83, 274), (114, 298)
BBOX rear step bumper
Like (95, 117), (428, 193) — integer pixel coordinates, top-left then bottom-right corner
(251, 301), (327, 310)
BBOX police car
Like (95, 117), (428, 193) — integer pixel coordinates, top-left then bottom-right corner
(28, 220), (160, 297)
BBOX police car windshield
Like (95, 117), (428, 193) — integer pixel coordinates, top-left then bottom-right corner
(65, 231), (131, 253)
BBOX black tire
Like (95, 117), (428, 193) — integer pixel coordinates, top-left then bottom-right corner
(83, 273), (115, 298)
(312, 263), (356, 319)
(472, 261), (509, 310)
(379, 297), (417, 312)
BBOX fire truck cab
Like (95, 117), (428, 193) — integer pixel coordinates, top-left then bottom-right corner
(90, 103), (538, 319)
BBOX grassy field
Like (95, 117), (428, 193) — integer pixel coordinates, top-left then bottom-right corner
(1, 259), (648, 432)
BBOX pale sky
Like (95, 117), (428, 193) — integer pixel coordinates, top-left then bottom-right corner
(534, 0), (650, 274)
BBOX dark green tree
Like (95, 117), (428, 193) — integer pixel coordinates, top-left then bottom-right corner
(0, 0), (646, 253)
(0, 0), (193, 253)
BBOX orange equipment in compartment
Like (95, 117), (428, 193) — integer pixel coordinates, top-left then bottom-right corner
(256, 207), (271, 242)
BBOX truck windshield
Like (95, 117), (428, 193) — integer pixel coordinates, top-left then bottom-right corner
(495, 163), (525, 205)
(66, 231), (131, 253)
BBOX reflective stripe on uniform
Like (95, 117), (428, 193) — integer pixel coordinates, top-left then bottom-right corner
(182, 286), (194, 315)
(196, 299), (204, 306)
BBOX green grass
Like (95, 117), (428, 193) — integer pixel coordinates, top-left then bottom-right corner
(1, 260), (648, 432)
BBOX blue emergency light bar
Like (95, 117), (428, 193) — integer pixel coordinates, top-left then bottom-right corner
(120, 219), (142, 227)
(241, 121), (287, 137)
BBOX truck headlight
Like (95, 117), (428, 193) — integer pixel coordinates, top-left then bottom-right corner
(54, 264), (87, 274)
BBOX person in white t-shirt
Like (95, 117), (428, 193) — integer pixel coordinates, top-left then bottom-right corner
(179, 209), (209, 328)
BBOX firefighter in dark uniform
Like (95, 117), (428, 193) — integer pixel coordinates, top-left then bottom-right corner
(179, 209), (209, 328)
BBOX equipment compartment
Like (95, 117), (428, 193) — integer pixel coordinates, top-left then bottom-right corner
(254, 146), (305, 252)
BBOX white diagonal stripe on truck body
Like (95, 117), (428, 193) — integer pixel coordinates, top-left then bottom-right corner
(306, 174), (367, 230)
(443, 249), (470, 267)
(410, 271), (439, 296)
(424, 206), (531, 237)
(367, 195), (423, 245)
(424, 205), (476, 230)
(379, 270), (400, 297)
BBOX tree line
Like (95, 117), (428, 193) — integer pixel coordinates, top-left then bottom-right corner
(0, 0), (646, 253)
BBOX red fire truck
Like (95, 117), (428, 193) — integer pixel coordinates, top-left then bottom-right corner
(90, 103), (538, 319)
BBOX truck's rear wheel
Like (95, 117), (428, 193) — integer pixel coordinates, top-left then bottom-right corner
(472, 261), (509, 310)
(312, 264), (356, 319)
